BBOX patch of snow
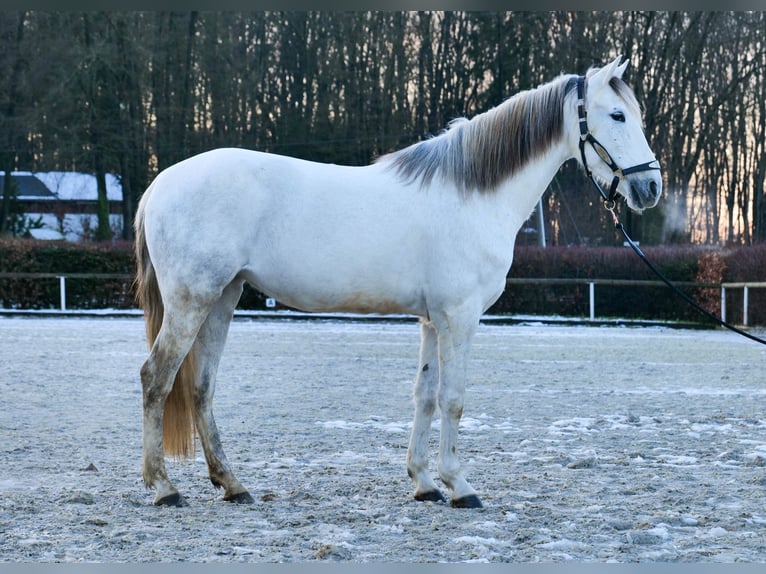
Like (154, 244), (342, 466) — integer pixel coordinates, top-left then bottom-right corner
(535, 539), (588, 551)
(33, 171), (122, 201)
(659, 455), (698, 465)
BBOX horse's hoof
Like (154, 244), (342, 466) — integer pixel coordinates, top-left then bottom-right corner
(451, 494), (483, 509)
(414, 490), (447, 503)
(224, 491), (255, 504)
(155, 492), (186, 507)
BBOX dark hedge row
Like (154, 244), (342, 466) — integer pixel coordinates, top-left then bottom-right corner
(0, 239), (136, 310)
(491, 245), (719, 324)
(1, 239), (764, 324)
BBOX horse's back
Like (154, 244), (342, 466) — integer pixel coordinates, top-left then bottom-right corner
(140, 148), (434, 315)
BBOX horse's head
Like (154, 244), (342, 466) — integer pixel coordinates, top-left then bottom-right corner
(576, 56), (662, 213)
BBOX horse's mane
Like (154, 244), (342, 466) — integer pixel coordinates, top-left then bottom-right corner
(379, 74), (577, 194)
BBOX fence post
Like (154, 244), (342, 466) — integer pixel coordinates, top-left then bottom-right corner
(743, 285), (749, 327)
(721, 286), (726, 323)
(589, 282), (595, 321)
(59, 276), (66, 311)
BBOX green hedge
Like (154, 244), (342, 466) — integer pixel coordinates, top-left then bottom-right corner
(499, 244), (766, 325)
(0, 239), (136, 309)
(0, 239), (271, 310)
(1, 239), (765, 324)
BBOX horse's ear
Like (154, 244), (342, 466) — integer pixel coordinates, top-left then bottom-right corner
(614, 56), (628, 79)
(588, 55), (627, 93)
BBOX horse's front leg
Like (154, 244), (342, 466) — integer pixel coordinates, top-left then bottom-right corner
(435, 313), (483, 508)
(407, 320), (446, 502)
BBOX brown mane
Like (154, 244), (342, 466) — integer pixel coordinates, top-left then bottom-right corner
(380, 74), (578, 194)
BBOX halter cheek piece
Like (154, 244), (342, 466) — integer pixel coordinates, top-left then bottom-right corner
(575, 76), (661, 210)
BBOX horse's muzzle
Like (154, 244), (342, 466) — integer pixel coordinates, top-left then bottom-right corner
(628, 176), (662, 211)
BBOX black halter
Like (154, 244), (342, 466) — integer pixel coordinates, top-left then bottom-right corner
(576, 76), (661, 209)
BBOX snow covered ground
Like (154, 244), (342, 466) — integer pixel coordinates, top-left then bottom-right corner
(1, 316), (765, 562)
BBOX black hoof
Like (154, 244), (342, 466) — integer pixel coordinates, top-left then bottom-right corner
(224, 491), (255, 504)
(414, 490), (447, 503)
(451, 494), (483, 508)
(155, 492), (186, 507)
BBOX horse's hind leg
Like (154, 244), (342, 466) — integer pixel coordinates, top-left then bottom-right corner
(141, 301), (212, 506)
(407, 320), (446, 502)
(192, 279), (253, 503)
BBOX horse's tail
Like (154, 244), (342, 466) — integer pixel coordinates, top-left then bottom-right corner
(134, 192), (197, 459)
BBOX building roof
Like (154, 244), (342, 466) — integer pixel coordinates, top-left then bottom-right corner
(0, 171), (123, 202)
(0, 174), (55, 200)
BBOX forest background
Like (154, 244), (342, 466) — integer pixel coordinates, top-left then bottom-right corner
(0, 10), (765, 247)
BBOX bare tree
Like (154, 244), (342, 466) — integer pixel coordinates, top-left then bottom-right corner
(0, 12), (26, 236)
(4, 10), (765, 245)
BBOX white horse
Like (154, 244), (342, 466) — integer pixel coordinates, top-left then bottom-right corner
(135, 56), (662, 508)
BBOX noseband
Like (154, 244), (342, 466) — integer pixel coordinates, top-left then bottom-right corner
(575, 76), (661, 209)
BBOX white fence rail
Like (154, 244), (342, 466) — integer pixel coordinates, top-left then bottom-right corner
(0, 273), (764, 326)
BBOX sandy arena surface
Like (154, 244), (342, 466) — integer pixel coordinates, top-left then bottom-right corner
(1, 316), (765, 563)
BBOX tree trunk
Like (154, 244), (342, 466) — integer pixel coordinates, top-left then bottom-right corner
(0, 11), (26, 236)
(94, 149), (112, 241)
(120, 154), (133, 241)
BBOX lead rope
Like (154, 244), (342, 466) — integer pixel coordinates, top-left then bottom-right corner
(605, 205), (766, 346)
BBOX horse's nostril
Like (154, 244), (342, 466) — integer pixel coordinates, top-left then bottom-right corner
(649, 180), (658, 197)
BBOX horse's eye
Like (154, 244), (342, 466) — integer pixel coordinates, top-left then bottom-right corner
(611, 111), (626, 123)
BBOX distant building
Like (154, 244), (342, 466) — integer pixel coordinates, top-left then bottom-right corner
(0, 171), (123, 241)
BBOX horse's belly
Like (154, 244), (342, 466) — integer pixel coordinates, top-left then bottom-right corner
(287, 292), (417, 316)
(240, 264), (426, 317)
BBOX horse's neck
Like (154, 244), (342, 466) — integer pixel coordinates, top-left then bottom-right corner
(492, 136), (575, 233)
